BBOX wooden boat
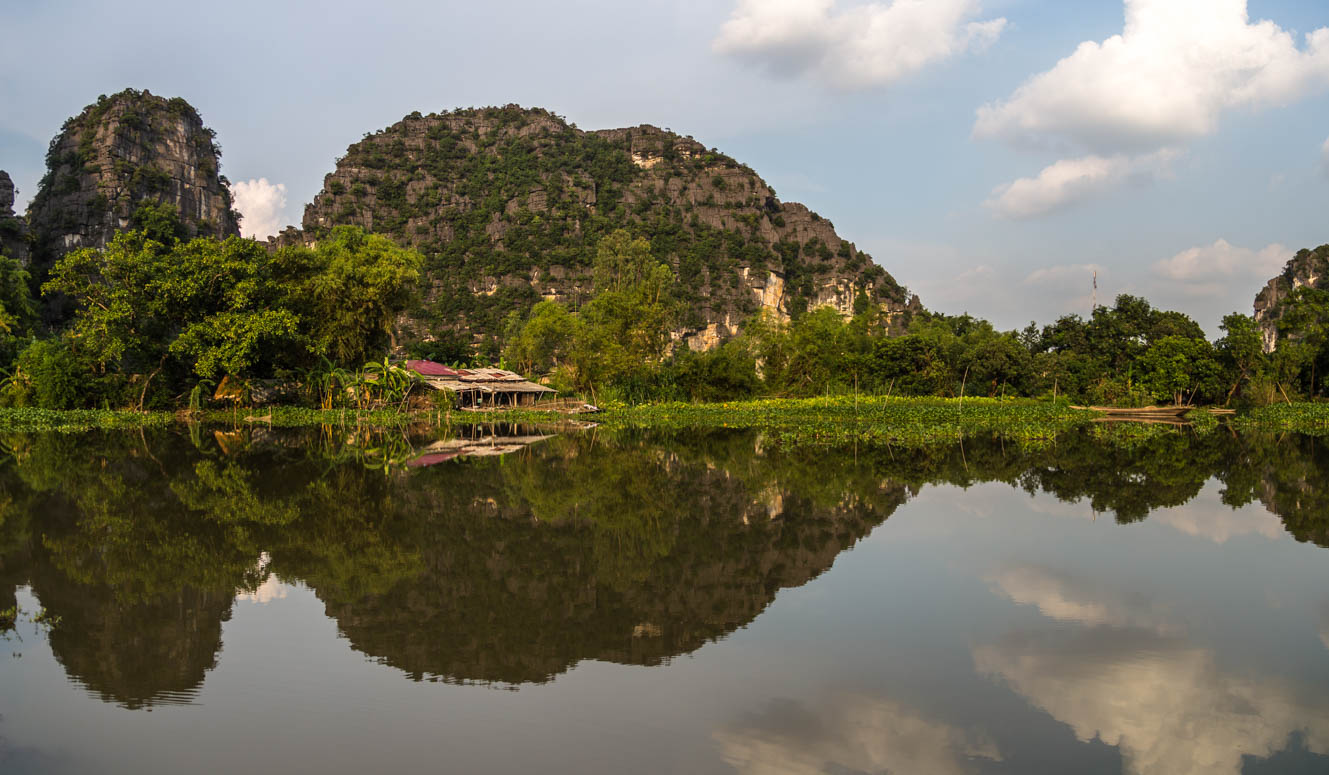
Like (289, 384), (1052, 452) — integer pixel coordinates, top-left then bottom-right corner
(1073, 405), (1195, 418)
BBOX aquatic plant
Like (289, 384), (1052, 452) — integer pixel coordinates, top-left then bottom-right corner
(597, 396), (1096, 446)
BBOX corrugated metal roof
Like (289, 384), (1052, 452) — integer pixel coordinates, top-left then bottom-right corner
(404, 360), (459, 377)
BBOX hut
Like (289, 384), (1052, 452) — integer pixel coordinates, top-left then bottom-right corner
(403, 360), (556, 408)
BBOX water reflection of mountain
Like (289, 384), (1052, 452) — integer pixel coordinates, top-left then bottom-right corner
(0, 424), (1327, 706)
(323, 440), (910, 684)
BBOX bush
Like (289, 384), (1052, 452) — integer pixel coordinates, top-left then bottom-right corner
(6, 339), (87, 409)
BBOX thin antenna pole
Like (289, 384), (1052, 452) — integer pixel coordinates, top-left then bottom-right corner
(1091, 270), (1098, 311)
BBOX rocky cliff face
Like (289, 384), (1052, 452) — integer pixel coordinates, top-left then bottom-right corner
(1254, 245), (1329, 352)
(0, 171), (28, 265)
(25, 89), (239, 275)
(301, 105), (915, 350)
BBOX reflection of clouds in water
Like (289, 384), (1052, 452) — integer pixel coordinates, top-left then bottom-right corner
(235, 575), (287, 605)
(988, 563), (1185, 638)
(1021, 495), (1098, 521)
(988, 564), (1179, 635)
(1320, 604), (1329, 651)
(974, 628), (1329, 775)
(715, 694), (999, 775)
(235, 552), (286, 604)
(1151, 500), (1284, 544)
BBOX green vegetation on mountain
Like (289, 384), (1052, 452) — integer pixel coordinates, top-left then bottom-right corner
(302, 105), (909, 356)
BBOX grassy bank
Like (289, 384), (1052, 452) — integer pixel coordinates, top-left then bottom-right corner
(4, 399), (1326, 440)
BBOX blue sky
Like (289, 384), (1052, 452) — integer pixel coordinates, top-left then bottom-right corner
(3, 0), (1327, 334)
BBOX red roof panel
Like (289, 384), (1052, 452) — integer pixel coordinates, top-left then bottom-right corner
(405, 360), (459, 377)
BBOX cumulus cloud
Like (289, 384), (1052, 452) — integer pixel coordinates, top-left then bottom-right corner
(1152, 239), (1288, 288)
(976, 0), (1329, 151)
(714, 0), (1006, 89)
(985, 150), (1178, 218)
(715, 694), (1000, 775)
(977, 0), (1329, 216)
(230, 178), (289, 240)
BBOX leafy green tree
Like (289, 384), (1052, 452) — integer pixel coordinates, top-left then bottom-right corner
(0, 255), (36, 367)
(5, 338), (87, 408)
(273, 225), (423, 366)
(44, 231), (301, 404)
(504, 230), (678, 395)
(503, 300), (579, 377)
(1139, 336), (1221, 406)
(1214, 313), (1268, 406)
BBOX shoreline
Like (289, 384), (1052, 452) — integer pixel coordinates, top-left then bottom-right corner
(3, 397), (1326, 438)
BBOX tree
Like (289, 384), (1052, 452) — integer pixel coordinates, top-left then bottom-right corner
(0, 255), (36, 367)
(46, 231), (302, 401)
(274, 226), (423, 366)
(1273, 287), (1329, 397)
(1139, 336), (1221, 406)
(503, 301), (579, 377)
(1214, 313), (1267, 405)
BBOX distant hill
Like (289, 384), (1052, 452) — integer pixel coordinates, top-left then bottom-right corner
(300, 105), (916, 351)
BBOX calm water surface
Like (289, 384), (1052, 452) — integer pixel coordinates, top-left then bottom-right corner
(1, 425), (1328, 774)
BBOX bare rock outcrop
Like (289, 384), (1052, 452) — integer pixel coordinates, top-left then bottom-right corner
(0, 170), (28, 265)
(25, 89), (239, 275)
(1254, 245), (1329, 352)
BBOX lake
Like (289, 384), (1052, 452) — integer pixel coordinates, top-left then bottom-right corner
(1, 424), (1327, 774)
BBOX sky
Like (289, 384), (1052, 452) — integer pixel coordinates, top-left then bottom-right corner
(2, 0), (1328, 335)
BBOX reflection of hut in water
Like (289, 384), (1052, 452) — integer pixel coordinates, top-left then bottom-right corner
(407, 432), (557, 467)
(404, 360), (556, 408)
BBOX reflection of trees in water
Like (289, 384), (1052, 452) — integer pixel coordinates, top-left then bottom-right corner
(0, 424), (1326, 705)
(311, 431), (911, 684)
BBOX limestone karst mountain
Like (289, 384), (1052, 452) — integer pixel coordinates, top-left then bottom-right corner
(0, 171), (29, 265)
(24, 88), (239, 277)
(14, 95), (915, 350)
(299, 105), (916, 350)
(1253, 244), (1329, 351)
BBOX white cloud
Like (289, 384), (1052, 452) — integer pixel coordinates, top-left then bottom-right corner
(977, 0), (1329, 216)
(1152, 239), (1287, 288)
(1321, 137), (1329, 177)
(985, 150), (1178, 219)
(230, 178), (289, 240)
(715, 694), (1001, 775)
(976, 0), (1329, 151)
(714, 0), (1006, 89)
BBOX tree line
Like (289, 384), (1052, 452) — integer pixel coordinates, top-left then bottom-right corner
(0, 205), (420, 409)
(2, 214), (1327, 409)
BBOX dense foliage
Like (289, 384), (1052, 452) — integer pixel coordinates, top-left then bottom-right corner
(503, 278), (1311, 407)
(1, 216), (421, 409)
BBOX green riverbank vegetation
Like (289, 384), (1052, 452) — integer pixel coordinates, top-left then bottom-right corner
(3, 211), (1329, 423)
